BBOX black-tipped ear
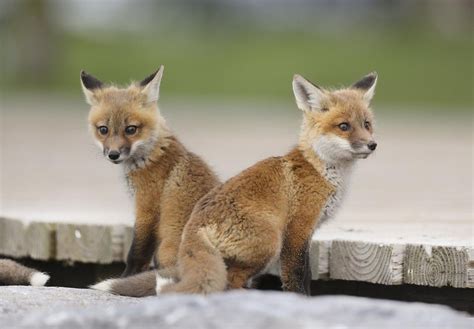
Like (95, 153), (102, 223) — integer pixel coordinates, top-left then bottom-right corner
(352, 72), (377, 91)
(139, 70), (159, 87)
(351, 72), (378, 104)
(80, 70), (103, 90)
(80, 70), (103, 105)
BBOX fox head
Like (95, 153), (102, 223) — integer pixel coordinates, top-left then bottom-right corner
(293, 72), (378, 164)
(80, 66), (169, 165)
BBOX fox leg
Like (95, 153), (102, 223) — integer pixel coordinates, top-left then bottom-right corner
(156, 237), (180, 269)
(160, 227), (228, 294)
(122, 212), (158, 277)
(280, 217), (313, 295)
(226, 221), (282, 290)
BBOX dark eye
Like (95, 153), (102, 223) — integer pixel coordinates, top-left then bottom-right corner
(125, 125), (137, 135)
(338, 123), (350, 131)
(98, 126), (108, 135)
(364, 121), (371, 129)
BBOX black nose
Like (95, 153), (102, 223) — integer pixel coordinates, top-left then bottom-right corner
(368, 142), (377, 151)
(108, 151), (120, 160)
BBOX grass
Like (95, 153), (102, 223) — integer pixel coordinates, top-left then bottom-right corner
(2, 28), (473, 109)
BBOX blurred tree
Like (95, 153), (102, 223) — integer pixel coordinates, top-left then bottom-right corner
(3, 0), (56, 83)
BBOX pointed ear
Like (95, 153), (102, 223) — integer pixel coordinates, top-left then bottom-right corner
(140, 65), (164, 103)
(352, 72), (377, 104)
(292, 74), (328, 112)
(80, 70), (103, 105)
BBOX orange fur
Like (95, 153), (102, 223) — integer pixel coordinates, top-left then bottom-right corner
(91, 72), (378, 297)
(160, 72), (379, 295)
(81, 67), (220, 277)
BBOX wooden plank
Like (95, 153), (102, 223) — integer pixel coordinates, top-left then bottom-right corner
(1, 219), (472, 289)
(0, 218), (130, 264)
(110, 225), (128, 261)
(312, 240), (330, 280)
(25, 222), (56, 260)
(404, 245), (471, 288)
(122, 226), (134, 262)
(467, 248), (474, 289)
(56, 224), (115, 264)
(0, 218), (27, 258)
(329, 240), (404, 285)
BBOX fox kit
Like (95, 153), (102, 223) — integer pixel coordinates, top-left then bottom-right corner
(81, 66), (219, 279)
(0, 259), (50, 286)
(94, 72), (378, 296)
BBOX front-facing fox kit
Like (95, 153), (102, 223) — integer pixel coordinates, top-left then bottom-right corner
(80, 66), (219, 278)
(92, 72), (379, 296)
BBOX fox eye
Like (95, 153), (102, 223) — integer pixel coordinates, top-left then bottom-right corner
(364, 121), (371, 129)
(338, 123), (350, 131)
(98, 126), (108, 135)
(125, 125), (137, 135)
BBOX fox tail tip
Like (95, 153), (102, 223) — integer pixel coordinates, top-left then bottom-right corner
(90, 279), (115, 293)
(29, 272), (50, 286)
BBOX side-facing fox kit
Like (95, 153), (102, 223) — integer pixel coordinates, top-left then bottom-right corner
(80, 68), (378, 296)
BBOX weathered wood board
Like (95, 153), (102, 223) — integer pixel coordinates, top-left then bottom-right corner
(404, 245), (472, 288)
(1, 216), (472, 288)
(328, 240), (404, 285)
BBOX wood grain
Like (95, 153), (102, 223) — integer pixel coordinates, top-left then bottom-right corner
(404, 245), (471, 288)
(329, 240), (404, 285)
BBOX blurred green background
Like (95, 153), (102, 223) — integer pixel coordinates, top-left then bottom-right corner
(0, 0), (472, 110)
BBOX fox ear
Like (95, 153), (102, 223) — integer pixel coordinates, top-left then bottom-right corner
(140, 65), (164, 103)
(352, 72), (377, 104)
(292, 74), (328, 112)
(80, 70), (103, 105)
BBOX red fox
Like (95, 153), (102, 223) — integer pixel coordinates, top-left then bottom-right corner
(92, 72), (378, 296)
(80, 66), (219, 279)
(0, 259), (50, 286)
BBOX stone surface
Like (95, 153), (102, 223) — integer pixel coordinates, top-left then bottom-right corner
(0, 287), (471, 329)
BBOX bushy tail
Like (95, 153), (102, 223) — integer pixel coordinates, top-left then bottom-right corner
(0, 259), (50, 286)
(90, 267), (177, 297)
(160, 228), (227, 294)
(92, 228), (228, 296)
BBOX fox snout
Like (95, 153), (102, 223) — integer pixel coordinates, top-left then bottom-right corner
(104, 146), (130, 164)
(351, 140), (378, 159)
(108, 150), (120, 161)
(367, 141), (377, 151)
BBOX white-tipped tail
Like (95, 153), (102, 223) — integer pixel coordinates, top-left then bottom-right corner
(155, 273), (175, 294)
(90, 279), (115, 293)
(90, 271), (167, 297)
(29, 272), (50, 286)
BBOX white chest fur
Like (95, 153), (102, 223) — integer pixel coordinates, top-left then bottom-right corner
(319, 162), (353, 224)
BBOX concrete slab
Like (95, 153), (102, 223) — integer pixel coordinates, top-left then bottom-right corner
(0, 287), (470, 329)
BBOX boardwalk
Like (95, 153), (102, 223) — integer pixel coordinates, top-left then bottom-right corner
(0, 96), (472, 288)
